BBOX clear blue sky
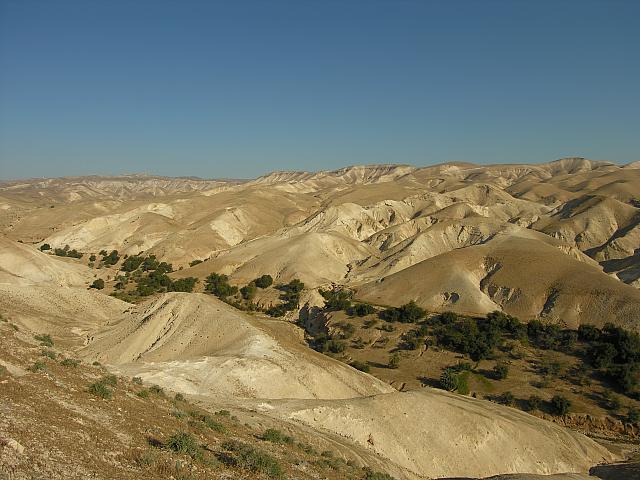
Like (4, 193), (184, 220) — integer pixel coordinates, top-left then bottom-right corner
(1, 0), (639, 179)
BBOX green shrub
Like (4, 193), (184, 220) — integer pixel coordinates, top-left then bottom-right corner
(363, 319), (378, 329)
(149, 384), (164, 395)
(578, 324), (601, 341)
(627, 407), (639, 424)
(166, 432), (201, 459)
(29, 361), (46, 373)
(240, 282), (257, 300)
(174, 392), (185, 402)
(350, 360), (370, 373)
(170, 277), (198, 293)
(204, 273), (238, 298)
(34, 334), (54, 347)
(551, 394), (571, 415)
(440, 368), (459, 391)
(221, 440), (284, 478)
(493, 362), (509, 380)
(254, 274), (274, 289)
(189, 259), (203, 267)
(40, 243), (51, 251)
(349, 303), (376, 317)
(101, 374), (117, 386)
(136, 389), (150, 398)
(260, 428), (293, 444)
(499, 391), (515, 406)
(101, 250), (120, 266)
(202, 415), (226, 433)
(60, 358), (80, 367)
(380, 301), (425, 323)
(89, 381), (113, 399)
(388, 353), (400, 369)
(41, 349), (57, 360)
(320, 288), (353, 311)
(527, 395), (542, 411)
(297, 442), (318, 455)
(363, 467), (396, 480)
(90, 279), (105, 290)
(132, 376), (143, 384)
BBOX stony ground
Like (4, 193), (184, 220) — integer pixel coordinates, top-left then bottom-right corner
(0, 320), (393, 480)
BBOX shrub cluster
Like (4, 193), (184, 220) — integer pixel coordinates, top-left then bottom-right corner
(380, 301), (426, 323)
(53, 245), (83, 258)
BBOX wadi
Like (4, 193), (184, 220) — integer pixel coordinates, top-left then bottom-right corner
(1, 158), (640, 479)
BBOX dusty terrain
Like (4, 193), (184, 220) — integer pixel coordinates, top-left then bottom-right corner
(2, 159), (640, 479)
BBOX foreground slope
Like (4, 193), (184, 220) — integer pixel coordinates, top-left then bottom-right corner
(262, 390), (615, 479)
(78, 293), (616, 478)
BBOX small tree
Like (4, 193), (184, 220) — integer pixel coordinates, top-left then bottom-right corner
(240, 282), (257, 300)
(493, 362), (509, 380)
(254, 274), (273, 289)
(527, 395), (542, 411)
(90, 279), (105, 290)
(440, 368), (459, 391)
(388, 353), (400, 369)
(500, 391), (515, 406)
(551, 395), (571, 415)
(40, 243), (51, 251)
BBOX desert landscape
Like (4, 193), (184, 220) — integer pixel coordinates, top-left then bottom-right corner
(2, 0), (639, 478)
(2, 159), (640, 479)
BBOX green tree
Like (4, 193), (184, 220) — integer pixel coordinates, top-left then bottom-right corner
(440, 368), (459, 391)
(240, 282), (257, 300)
(493, 362), (509, 380)
(90, 279), (105, 290)
(551, 395), (571, 415)
(254, 274), (273, 289)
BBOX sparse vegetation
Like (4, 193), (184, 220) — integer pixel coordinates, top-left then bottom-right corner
(40, 349), (57, 359)
(34, 334), (54, 347)
(60, 358), (81, 367)
(350, 360), (371, 373)
(260, 428), (293, 444)
(220, 440), (284, 479)
(89, 381), (113, 399)
(165, 431), (201, 459)
(29, 361), (46, 373)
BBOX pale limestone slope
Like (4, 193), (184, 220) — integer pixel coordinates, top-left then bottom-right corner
(262, 389), (615, 479)
(81, 293), (393, 400)
(0, 236), (94, 287)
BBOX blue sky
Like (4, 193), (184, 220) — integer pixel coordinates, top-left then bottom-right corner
(1, 0), (639, 179)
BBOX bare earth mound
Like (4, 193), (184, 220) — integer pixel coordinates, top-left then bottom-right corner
(82, 293), (393, 399)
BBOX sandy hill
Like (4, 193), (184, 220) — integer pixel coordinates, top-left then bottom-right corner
(356, 233), (640, 330)
(263, 389), (615, 479)
(82, 292), (393, 400)
(5, 159), (640, 330)
(0, 235), (95, 287)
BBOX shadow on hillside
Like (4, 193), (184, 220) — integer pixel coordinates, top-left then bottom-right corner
(590, 462), (640, 480)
